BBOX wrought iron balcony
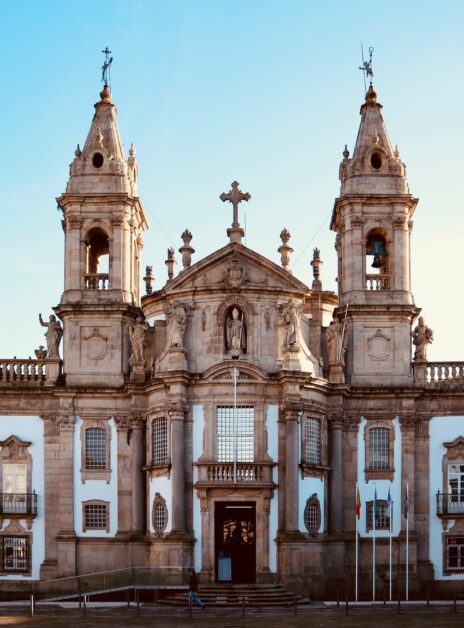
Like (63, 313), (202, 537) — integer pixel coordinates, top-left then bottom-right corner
(436, 492), (464, 517)
(0, 493), (37, 517)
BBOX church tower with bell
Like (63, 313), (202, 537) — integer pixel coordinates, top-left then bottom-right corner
(330, 83), (419, 386)
(56, 56), (148, 386)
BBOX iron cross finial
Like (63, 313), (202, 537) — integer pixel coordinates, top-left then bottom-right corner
(101, 46), (113, 85)
(359, 45), (374, 92)
(220, 181), (251, 229)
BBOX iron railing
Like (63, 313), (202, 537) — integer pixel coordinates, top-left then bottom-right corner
(436, 492), (464, 516)
(0, 493), (37, 517)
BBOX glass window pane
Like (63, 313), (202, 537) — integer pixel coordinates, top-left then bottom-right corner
(85, 428), (106, 470)
(304, 418), (321, 465)
(217, 407), (254, 463)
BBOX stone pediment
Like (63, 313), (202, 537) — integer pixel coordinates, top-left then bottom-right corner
(162, 242), (309, 296)
(203, 361), (268, 383)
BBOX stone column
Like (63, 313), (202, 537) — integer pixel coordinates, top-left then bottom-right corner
(343, 416), (361, 531)
(169, 403), (186, 533)
(55, 415), (76, 577)
(114, 416), (132, 533)
(130, 415), (146, 532)
(284, 406), (299, 532)
(414, 417), (431, 565)
(400, 415), (416, 530)
(40, 416), (61, 579)
(329, 414), (344, 533)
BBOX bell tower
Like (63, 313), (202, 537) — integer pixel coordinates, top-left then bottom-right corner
(56, 81), (148, 386)
(330, 84), (419, 385)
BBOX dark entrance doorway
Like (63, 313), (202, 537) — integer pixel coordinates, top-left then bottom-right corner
(215, 501), (256, 583)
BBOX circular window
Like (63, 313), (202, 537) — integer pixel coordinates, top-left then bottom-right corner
(304, 494), (321, 535)
(92, 152), (104, 168)
(370, 152), (382, 169)
(152, 492), (168, 536)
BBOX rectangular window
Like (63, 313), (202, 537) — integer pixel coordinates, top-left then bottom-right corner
(366, 500), (390, 531)
(448, 464), (464, 506)
(83, 503), (109, 531)
(369, 427), (390, 470)
(2, 464), (27, 514)
(445, 536), (464, 573)
(2, 537), (28, 572)
(85, 427), (107, 470)
(304, 418), (321, 465)
(152, 417), (168, 466)
(217, 406), (254, 463)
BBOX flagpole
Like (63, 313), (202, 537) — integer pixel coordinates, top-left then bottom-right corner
(233, 366), (237, 482)
(406, 482), (409, 601)
(372, 485), (376, 602)
(355, 482), (359, 602)
(389, 492), (392, 602)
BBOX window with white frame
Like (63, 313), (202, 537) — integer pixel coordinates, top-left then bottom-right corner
(369, 427), (390, 470)
(448, 464), (464, 505)
(2, 464), (27, 514)
(152, 417), (168, 466)
(445, 536), (464, 573)
(304, 418), (321, 465)
(85, 427), (107, 470)
(217, 406), (254, 462)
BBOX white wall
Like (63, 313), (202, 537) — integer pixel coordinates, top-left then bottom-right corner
(73, 416), (118, 537)
(357, 416), (402, 537)
(266, 404), (278, 571)
(429, 416), (464, 580)
(0, 416), (45, 580)
(192, 404), (204, 571)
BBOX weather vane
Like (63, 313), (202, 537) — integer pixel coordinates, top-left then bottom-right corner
(101, 46), (113, 86)
(359, 45), (374, 92)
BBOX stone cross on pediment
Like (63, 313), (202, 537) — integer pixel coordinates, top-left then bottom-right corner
(220, 181), (251, 229)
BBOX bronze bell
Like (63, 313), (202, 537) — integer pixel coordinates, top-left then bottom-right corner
(368, 239), (387, 268)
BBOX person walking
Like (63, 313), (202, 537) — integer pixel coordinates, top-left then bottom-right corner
(188, 568), (205, 610)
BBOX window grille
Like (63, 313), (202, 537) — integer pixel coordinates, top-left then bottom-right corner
(446, 536), (464, 572)
(2, 537), (28, 572)
(304, 497), (320, 534)
(85, 427), (106, 470)
(304, 418), (321, 465)
(84, 503), (108, 530)
(366, 500), (390, 530)
(152, 493), (168, 535)
(152, 417), (168, 466)
(217, 406), (254, 463)
(369, 427), (390, 470)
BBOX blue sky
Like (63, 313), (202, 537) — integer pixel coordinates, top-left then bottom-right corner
(0, 0), (463, 359)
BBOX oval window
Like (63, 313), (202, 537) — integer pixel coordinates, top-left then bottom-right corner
(370, 152), (382, 170)
(92, 152), (104, 169)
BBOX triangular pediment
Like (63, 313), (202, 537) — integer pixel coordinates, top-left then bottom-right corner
(161, 242), (309, 296)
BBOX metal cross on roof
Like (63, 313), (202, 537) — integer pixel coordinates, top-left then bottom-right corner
(101, 46), (113, 85)
(220, 181), (251, 228)
(359, 45), (374, 92)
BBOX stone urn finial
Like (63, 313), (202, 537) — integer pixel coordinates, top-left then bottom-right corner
(311, 248), (323, 290)
(179, 229), (195, 270)
(278, 228), (294, 272)
(165, 248), (177, 281)
(143, 265), (154, 294)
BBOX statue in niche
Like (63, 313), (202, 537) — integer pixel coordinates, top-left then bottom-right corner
(280, 300), (300, 349)
(166, 303), (188, 349)
(38, 313), (63, 359)
(412, 316), (434, 361)
(326, 316), (347, 365)
(226, 307), (246, 354)
(128, 317), (149, 364)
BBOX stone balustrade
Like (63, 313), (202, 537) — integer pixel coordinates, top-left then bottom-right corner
(413, 361), (464, 385)
(366, 274), (390, 290)
(0, 359), (62, 387)
(196, 461), (275, 486)
(84, 273), (110, 290)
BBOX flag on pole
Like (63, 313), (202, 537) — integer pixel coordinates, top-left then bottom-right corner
(356, 485), (361, 519)
(373, 486), (378, 522)
(385, 485), (392, 518)
(404, 483), (409, 519)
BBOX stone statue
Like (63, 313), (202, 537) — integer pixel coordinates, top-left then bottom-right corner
(326, 316), (347, 365)
(38, 314), (63, 359)
(166, 303), (187, 348)
(34, 345), (48, 360)
(412, 316), (434, 361)
(226, 307), (245, 353)
(128, 317), (149, 364)
(280, 300), (300, 349)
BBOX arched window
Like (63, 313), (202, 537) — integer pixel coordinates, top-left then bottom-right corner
(85, 227), (110, 289)
(304, 494), (321, 535)
(152, 493), (168, 537)
(365, 229), (388, 290)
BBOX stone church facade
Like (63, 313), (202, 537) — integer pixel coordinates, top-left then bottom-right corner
(0, 77), (463, 598)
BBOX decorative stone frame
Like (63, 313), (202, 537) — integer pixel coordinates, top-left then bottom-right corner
(80, 418), (111, 483)
(364, 420), (395, 481)
(303, 494), (321, 536)
(152, 492), (168, 538)
(82, 500), (110, 533)
(81, 221), (113, 290)
(443, 522), (464, 575)
(300, 414), (329, 478)
(0, 522), (32, 576)
(0, 435), (35, 528)
(440, 436), (464, 525)
(144, 414), (171, 479)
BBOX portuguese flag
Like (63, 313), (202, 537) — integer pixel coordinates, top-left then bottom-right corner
(355, 484), (361, 519)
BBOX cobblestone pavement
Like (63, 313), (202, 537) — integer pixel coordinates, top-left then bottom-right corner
(0, 603), (463, 627)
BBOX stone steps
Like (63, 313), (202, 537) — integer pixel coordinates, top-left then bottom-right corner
(159, 584), (310, 607)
